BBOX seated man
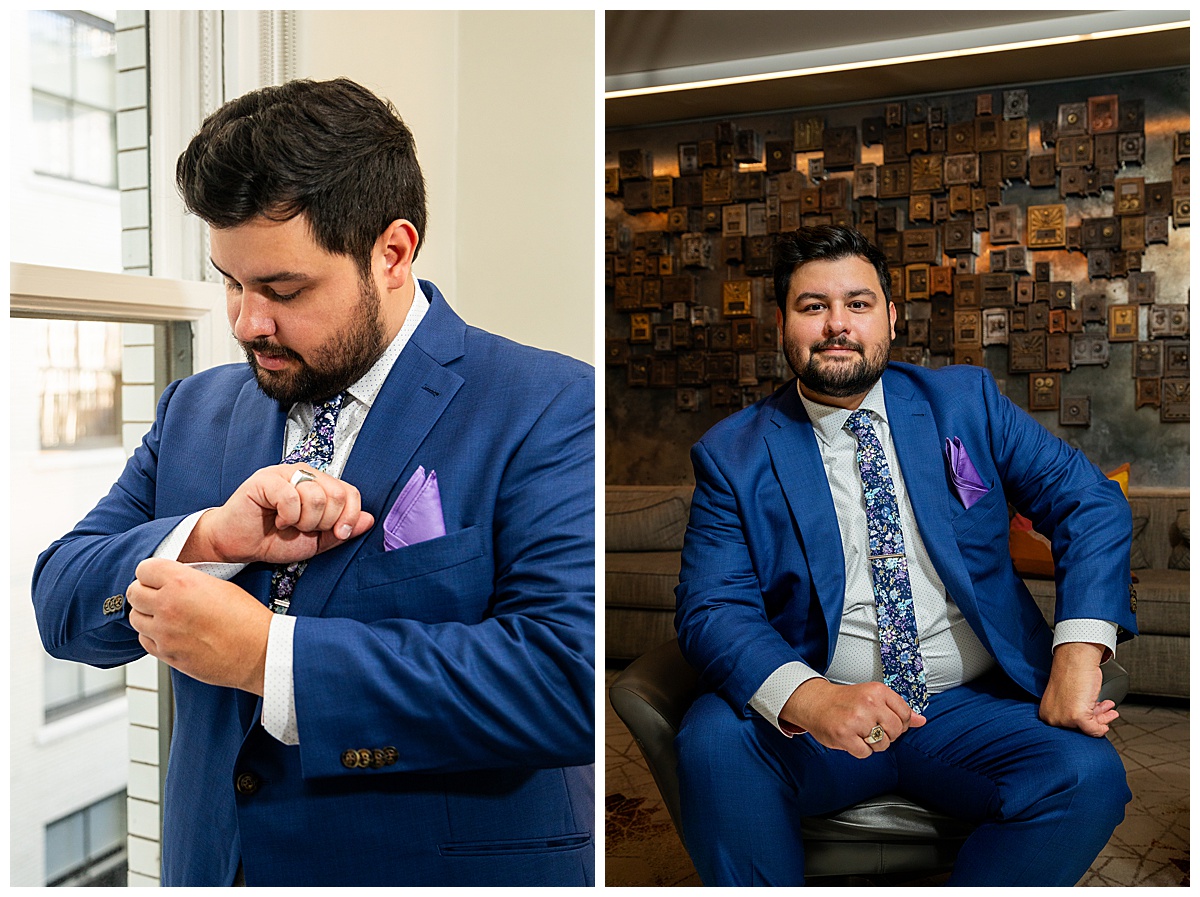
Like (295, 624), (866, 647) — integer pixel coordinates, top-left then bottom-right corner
(674, 225), (1135, 886)
(33, 78), (594, 886)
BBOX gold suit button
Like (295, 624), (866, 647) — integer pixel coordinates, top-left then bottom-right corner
(371, 749), (386, 769)
(341, 750), (359, 769)
(103, 595), (124, 615)
(1129, 584), (1138, 614)
(383, 746), (398, 766)
(235, 773), (260, 796)
(357, 749), (373, 768)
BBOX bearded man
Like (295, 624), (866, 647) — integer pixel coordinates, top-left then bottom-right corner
(32, 78), (594, 887)
(673, 225), (1135, 885)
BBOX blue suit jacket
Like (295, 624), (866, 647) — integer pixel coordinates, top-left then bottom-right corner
(33, 282), (595, 886)
(676, 363), (1136, 715)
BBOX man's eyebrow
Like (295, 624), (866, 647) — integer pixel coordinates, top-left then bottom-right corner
(792, 287), (878, 301)
(208, 258), (314, 285)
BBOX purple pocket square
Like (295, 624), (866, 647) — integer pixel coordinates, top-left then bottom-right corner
(945, 437), (989, 509)
(383, 466), (446, 550)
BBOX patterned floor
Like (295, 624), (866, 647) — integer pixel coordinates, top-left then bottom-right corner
(605, 671), (1189, 887)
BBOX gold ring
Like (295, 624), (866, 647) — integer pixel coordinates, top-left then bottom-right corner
(864, 725), (885, 745)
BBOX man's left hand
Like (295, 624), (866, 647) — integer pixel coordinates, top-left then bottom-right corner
(1039, 641), (1118, 737)
(126, 558), (273, 695)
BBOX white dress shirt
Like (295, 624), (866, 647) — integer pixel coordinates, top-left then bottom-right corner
(749, 379), (1118, 734)
(154, 281), (430, 744)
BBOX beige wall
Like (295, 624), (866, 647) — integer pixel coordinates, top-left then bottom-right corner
(296, 11), (596, 365)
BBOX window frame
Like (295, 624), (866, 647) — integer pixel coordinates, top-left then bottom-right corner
(10, 262), (235, 370)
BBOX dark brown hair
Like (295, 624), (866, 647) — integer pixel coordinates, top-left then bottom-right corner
(772, 225), (892, 311)
(176, 77), (427, 275)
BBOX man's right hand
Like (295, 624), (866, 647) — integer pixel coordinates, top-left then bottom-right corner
(178, 464), (375, 565)
(780, 678), (926, 759)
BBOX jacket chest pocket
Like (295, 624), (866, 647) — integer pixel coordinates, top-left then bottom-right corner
(950, 481), (1004, 540)
(350, 524), (494, 623)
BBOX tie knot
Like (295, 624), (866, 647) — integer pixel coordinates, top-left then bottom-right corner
(283, 392), (345, 469)
(845, 409), (874, 440)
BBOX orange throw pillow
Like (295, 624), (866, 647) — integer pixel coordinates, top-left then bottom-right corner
(1009, 463), (1130, 579)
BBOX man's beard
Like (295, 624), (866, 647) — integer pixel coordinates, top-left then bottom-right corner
(784, 334), (890, 399)
(241, 278), (387, 406)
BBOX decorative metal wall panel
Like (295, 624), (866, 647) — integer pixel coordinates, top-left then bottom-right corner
(606, 69), (1189, 462)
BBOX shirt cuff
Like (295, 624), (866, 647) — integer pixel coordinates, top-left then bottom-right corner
(261, 613), (299, 745)
(748, 661), (825, 736)
(153, 509), (245, 580)
(1052, 618), (1119, 662)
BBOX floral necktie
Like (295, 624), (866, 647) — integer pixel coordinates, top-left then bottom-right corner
(845, 409), (929, 713)
(268, 393), (345, 614)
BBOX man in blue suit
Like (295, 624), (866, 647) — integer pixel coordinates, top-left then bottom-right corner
(674, 226), (1136, 885)
(32, 79), (594, 886)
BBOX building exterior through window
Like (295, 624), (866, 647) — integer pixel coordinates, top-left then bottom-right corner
(44, 790), (128, 886)
(29, 10), (118, 188)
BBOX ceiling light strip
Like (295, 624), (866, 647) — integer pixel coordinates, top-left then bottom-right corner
(605, 21), (1189, 100)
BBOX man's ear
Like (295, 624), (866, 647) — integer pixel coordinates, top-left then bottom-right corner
(377, 219), (420, 291)
(888, 300), (898, 340)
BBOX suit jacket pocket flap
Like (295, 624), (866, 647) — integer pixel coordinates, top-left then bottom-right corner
(357, 524), (488, 590)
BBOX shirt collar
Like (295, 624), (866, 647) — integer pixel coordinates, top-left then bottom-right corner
(796, 377), (889, 448)
(342, 276), (430, 409)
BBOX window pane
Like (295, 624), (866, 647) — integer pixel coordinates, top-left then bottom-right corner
(45, 319), (79, 368)
(71, 105), (118, 188)
(74, 24), (117, 108)
(31, 92), (73, 181)
(85, 793), (127, 860)
(28, 11), (73, 96)
(43, 656), (83, 711)
(15, 10), (122, 270)
(29, 319), (123, 451)
(45, 811), (86, 881)
(81, 664), (125, 700)
(44, 656), (124, 717)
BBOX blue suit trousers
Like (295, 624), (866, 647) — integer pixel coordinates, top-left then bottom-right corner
(676, 670), (1130, 886)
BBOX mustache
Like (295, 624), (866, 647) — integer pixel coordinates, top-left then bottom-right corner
(812, 337), (865, 353)
(242, 338), (302, 362)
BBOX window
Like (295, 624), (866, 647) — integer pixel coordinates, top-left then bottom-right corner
(10, 314), (169, 723)
(45, 791), (128, 886)
(43, 657), (126, 722)
(30, 10), (118, 188)
(31, 319), (124, 451)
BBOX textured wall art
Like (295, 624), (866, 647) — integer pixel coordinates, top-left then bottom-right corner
(605, 70), (1189, 486)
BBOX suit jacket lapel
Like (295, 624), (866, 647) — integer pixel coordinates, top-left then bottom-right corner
(283, 281), (466, 619)
(223, 377), (290, 497)
(883, 372), (982, 628)
(765, 386), (846, 669)
(224, 379), (288, 604)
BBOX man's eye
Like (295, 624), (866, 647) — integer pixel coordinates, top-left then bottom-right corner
(269, 288), (301, 301)
(224, 280), (242, 292)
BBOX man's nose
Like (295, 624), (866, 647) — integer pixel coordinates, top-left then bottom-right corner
(823, 306), (848, 336)
(232, 292), (277, 342)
